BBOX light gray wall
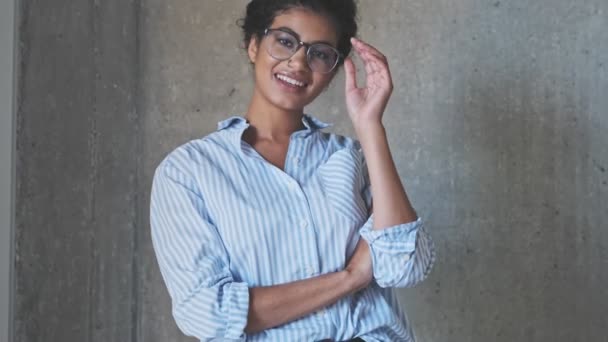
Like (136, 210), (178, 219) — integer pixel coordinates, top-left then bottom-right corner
(1, 0), (16, 341)
(15, 0), (608, 341)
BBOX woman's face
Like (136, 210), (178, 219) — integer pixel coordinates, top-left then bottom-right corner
(248, 8), (339, 113)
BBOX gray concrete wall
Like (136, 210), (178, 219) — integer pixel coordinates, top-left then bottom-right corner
(1, 0), (16, 340)
(15, 1), (140, 341)
(15, 0), (607, 341)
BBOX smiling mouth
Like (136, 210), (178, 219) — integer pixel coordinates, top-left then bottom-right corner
(274, 73), (308, 88)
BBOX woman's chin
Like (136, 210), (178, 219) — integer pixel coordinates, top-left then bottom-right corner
(267, 96), (308, 113)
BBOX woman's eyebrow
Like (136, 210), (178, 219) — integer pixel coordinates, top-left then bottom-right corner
(273, 26), (336, 47)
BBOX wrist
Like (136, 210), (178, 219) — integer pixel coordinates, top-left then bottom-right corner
(354, 122), (386, 146)
(353, 118), (384, 134)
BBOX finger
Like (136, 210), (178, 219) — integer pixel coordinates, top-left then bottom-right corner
(344, 57), (358, 91)
(354, 39), (387, 63)
(372, 61), (393, 87)
(363, 59), (393, 90)
(352, 40), (392, 86)
(362, 50), (389, 76)
(352, 38), (387, 63)
(353, 47), (379, 78)
(356, 46), (389, 77)
(362, 51), (389, 81)
(362, 49), (392, 76)
(362, 52), (375, 77)
(355, 53), (381, 88)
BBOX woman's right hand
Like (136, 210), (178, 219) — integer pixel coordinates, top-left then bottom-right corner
(345, 239), (373, 292)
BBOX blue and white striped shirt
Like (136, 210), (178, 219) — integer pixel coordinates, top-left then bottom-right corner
(150, 114), (435, 341)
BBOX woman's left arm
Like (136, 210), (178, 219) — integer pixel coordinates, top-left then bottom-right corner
(345, 37), (416, 227)
(343, 38), (435, 288)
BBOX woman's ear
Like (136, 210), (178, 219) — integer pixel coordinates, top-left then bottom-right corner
(247, 36), (259, 64)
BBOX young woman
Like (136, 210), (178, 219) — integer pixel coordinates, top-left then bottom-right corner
(150, 1), (435, 341)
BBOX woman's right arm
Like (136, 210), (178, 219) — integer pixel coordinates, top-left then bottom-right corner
(246, 238), (372, 334)
(151, 160), (372, 340)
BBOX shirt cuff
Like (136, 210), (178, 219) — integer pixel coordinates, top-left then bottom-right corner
(224, 282), (250, 340)
(359, 216), (422, 287)
(359, 216), (421, 251)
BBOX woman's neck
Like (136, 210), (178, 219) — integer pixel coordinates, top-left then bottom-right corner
(244, 94), (306, 142)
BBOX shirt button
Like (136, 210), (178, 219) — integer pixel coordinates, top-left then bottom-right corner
(293, 157), (300, 165)
(403, 254), (411, 262)
(300, 220), (308, 229)
(305, 266), (315, 276)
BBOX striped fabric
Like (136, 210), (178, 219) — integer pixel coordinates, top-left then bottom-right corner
(150, 114), (436, 341)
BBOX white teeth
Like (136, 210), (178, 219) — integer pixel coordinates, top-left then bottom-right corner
(276, 74), (306, 87)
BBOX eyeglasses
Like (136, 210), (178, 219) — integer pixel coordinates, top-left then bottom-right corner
(263, 28), (342, 74)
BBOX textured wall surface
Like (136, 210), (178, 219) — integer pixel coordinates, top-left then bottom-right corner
(1, 0), (16, 340)
(15, 1), (140, 341)
(16, 0), (607, 341)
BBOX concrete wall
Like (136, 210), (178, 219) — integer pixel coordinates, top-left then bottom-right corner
(1, 0), (16, 340)
(15, 0), (607, 341)
(15, 1), (140, 341)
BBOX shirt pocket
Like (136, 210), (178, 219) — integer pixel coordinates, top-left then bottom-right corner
(318, 148), (369, 224)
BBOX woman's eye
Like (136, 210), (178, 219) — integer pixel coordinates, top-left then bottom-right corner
(278, 38), (294, 48)
(312, 50), (329, 60)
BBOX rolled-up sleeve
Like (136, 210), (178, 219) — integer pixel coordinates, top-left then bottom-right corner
(359, 216), (435, 288)
(355, 145), (436, 288)
(150, 160), (249, 341)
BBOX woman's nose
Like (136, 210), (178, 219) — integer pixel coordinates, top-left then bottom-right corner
(287, 46), (310, 70)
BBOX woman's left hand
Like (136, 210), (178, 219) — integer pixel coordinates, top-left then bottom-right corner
(344, 38), (393, 129)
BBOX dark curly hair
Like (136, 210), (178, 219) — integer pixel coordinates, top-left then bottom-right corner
(239, 0), (358, 67)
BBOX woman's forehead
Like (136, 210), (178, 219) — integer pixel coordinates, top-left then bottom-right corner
(271, 8), (339, 45)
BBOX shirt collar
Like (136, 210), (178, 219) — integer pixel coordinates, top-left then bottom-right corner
(216, 114), (332, 132)
(302, 114), (332, 130)
(217, 116), (248, 131)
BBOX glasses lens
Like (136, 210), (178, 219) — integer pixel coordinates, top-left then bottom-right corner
(265, 29), (340, 73)
(267, 30), (298, 60)
(307, 44), (339, 73)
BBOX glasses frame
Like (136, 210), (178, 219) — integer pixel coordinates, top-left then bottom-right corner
(263, 28), (343, 74)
